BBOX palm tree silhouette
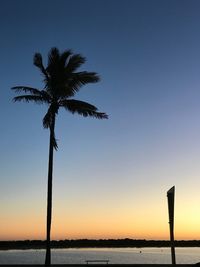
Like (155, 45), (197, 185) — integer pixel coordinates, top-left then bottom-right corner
(12, 47), (108, 265)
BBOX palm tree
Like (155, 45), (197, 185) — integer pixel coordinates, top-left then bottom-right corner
(12, 47), (108, 265)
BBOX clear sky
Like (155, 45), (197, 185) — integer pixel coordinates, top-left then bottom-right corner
(1, 0), (200, 241)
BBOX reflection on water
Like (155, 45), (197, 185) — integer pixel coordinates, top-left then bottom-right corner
(0, 247), (200, 264)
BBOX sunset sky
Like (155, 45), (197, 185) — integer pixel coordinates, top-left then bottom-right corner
(1, 0), (200, 241)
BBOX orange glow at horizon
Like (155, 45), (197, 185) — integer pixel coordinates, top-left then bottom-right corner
(2, 183), (200, 241)
(2, 205), (200, 241)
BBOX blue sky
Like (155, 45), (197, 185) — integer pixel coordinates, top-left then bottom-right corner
(1, 0), (200, 240)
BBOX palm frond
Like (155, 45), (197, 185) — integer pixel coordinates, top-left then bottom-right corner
(43, 115), (58, 149)
(33, 53), (49, 81)
(65, 54), (86, 73)
(13, 95), (49, 104)
(43, 104), (59, 128)
(43, 110), (51, 129)
(40, 90), (52, 102)
(47, 47), (60, 73)
(11, 86), (43, 95)
(66, 72), (100, 97)
(52, 132), (58, 150)
(43, 105), (59, 149)
(61, 99), (108, 119)
(59, 49), (72, 68)
(12, 87), (51, 103)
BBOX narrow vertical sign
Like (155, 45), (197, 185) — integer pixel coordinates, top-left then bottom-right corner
(167, 186), (176, 265)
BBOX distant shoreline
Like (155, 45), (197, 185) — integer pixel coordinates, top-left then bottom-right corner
(1, 239), (200, 250)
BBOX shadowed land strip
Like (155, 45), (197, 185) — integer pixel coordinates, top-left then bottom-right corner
(1, 240), (200, 250)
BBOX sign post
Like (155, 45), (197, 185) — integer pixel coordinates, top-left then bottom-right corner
(167, 186), (176, 265)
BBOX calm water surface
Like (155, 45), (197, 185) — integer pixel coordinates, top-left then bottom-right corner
(0, 247), (200, 264)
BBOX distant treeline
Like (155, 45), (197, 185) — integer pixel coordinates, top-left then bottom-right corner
(1, 239), (200, 250)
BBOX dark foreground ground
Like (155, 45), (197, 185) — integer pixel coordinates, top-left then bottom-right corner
(0, 264), (198, 267)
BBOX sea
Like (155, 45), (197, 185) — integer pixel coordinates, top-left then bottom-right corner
(0, 247), (200, 264)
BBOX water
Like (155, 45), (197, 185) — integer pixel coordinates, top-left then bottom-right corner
(0, 247), (200, 264)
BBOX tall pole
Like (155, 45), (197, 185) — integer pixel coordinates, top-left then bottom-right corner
(167, 186), (176, 265)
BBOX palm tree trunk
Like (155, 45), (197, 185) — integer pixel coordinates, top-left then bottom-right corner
(45, 115), (55, 266)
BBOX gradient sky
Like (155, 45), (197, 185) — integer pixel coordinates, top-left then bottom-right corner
(1, 0), (200, 241)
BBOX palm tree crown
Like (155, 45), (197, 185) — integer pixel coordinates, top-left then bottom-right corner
(12, 47), (108, 148)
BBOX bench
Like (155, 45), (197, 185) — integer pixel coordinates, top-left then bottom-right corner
(85, 260), (109, 264)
